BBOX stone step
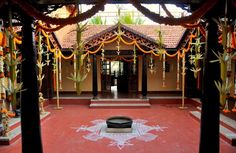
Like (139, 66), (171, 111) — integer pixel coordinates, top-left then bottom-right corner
(90, 98), (151, 108)
(50, 98), (90, 105)
(0, 126), (21, 145)
(8, 117), (21, 131)
(190, 111), (236, 146)
(196, 107), (236, 133)
(0, 112), (51, 145)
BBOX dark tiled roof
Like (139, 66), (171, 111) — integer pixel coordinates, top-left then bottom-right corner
(55, 24), (186, 49)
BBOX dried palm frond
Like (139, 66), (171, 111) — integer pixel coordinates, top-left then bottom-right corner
(157, 48), (166, 60)
(214, 80), (232, 106)
(211, 51), (236, 81)
(4, 57), (21, 67)
(2, 81), (25, 94)
(189, 53), (203, 67)
(190, 67), (201, 78)
(67, 72), (87, 83)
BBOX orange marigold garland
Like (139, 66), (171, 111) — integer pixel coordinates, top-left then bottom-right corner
(0, 22), (6, 100)
(1, 103), (15, 136)
(218, 26), (236, 49)
(232, 101), (236, 112)
(231, 32), (235, 49)
(222, 98), (230, 113)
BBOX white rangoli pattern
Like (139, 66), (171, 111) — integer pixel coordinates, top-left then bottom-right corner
(73, 119), (167, 149)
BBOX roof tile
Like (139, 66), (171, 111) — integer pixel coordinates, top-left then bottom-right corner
(55, 24), (186, 49)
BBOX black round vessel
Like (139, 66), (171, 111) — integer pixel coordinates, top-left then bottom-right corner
(106, 116), (133, 128)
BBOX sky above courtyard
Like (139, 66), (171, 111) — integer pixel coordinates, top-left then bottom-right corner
(52, 4), (189, 25)
(94, 4), (188, 24)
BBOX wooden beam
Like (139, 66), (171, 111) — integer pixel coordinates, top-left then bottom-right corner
(92, 54), (98, 98)
(142, 54), (147, 97)
(33, 0), (202, 5)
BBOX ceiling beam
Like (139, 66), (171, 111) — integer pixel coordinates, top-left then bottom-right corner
(32, 0), (202, 5)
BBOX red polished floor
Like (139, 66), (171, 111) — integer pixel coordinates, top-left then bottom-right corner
(0, 103), (236, 153)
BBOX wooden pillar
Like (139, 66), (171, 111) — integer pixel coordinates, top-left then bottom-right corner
(42, 63), (53, 99)
(47, 64), (54, 99)
(21, 14), (43, 153)
(185, 55), (198, 98)
(199, 18), (220, 153)
(92, 54), (98, 98)
(142, 54), (147, 97)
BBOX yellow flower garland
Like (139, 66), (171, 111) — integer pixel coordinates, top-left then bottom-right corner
(11, 23), (197, 61)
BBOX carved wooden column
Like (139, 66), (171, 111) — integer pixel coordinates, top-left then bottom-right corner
(93, 54), (98, 98)
(199, 18), (220, 153)
(142, 54), (147, 97)
(21, 14), (43, 153)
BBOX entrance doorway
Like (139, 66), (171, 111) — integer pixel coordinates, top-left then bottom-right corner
(101, 60), (138, 96)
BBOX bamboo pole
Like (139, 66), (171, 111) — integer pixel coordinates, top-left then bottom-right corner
(54, 51), (63, 110)
(73, 54), (76, 88)
(59, 54), (62, 89)
(179, 51), (187, 109)
(162, 53), (166, 87)
(8, 7), (17, 110)
(176, 53), (180, 90)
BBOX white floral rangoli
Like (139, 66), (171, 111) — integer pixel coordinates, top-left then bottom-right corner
(73, 119), (167, 149)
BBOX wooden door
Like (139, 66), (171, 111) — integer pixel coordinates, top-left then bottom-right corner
(128, 62), (138, 93)
(117, 61), (138, 93)
(117, 61), (128, 93)
(101, 61), (111, 92)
